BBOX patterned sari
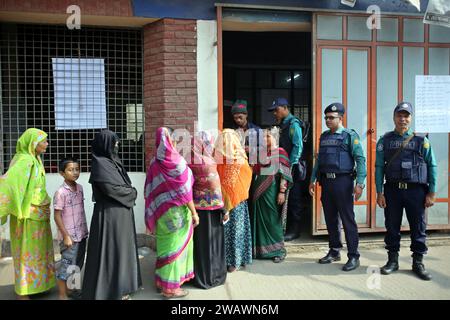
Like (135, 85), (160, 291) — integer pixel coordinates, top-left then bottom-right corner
(154, 205), (194, 292)
(144, 127), (194, 293)
(0, 128), (55, 295)
(252, 147), (292, 259)
(215, 129), (253, 269)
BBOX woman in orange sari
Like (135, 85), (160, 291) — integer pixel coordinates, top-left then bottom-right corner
(215, 129), (253, 272)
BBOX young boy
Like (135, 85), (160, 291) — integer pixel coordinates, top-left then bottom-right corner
(53, 157), (88, 300)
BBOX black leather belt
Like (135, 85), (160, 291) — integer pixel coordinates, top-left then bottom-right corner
(321, 173), (352, 179)
(386, 182), (424, 190)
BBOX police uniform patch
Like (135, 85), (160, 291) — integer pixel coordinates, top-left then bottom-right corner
(354, 139), (359, 145)
(377, 143), (383, 151)
(423, 142), (430, 149)
(290, 127), (294, 136)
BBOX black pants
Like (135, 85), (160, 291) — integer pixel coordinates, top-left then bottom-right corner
(320, 175), (359, 259)
(286, 166), (308, 229)
(383, 183), (428, 255)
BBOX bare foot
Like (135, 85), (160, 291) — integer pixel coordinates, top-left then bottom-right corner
(58, 295), (68, 300)
(16, 295), (30, 300)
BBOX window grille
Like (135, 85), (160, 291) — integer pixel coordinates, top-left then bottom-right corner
(0, 24), (144, 173)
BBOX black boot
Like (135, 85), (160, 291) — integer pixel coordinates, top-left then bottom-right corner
(284, 223), (301, 242)
(342, 257), (360, 271)
(412, 253), (432, 281)
(318, 249), (341, 264)
(381, 252), (399, 275)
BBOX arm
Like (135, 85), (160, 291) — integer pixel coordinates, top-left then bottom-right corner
(350, 132), (367, 201)
(54, 209), (73, 247)
(375, 137), (386, 208)
(95, 183), (137, 208)
(309, 153), (319, 197)
(350, 132), (367, 185)
(289, 122), (303, 166)
(423, 137), (437, 207)
(186, 200), (199, 227)
(277, 177), (288, 205)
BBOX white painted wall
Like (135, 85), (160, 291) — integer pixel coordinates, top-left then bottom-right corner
(197, 20), (219, 132)
(0, 172), (147, 240)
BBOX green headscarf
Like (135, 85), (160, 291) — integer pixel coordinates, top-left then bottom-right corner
(0, 128), (48, 224)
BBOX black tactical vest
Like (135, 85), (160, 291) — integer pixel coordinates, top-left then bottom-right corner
(318, 130), (354, 174)
(383, 131), (427, 184)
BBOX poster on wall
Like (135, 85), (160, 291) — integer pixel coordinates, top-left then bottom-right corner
(52, 58), (107, 130)
(423, 0), (450, 28)
(415, 75), (450, 133)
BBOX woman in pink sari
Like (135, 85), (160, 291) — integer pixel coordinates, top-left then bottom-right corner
(144, 127), (199, 299)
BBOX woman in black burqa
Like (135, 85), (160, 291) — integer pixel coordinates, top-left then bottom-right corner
(82, 130), (142, 300)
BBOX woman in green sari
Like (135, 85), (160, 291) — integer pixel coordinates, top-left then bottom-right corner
(144, 127), (199, 299)
(252, 129), (293, 263)
(0, 128), (56, 299)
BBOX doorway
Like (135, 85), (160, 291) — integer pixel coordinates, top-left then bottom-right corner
(222, 30), (314, 236)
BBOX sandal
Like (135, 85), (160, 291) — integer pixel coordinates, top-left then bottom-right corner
(162, 289), (189, 299)
(273, 251), (287, 263)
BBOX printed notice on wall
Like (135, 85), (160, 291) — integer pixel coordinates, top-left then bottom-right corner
(52, 58), (107, 130)
(415, 75), (450, 133)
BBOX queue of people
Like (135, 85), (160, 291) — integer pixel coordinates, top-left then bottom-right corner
(0, 98), (437, 300)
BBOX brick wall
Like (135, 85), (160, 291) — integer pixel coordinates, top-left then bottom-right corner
(143, 19), (198, 168)
(0, 0), (133, 16)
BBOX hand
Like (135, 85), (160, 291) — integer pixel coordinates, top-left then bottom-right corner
(192, 214), (200, 227)
(377, 193), (387, 209)
(223, 211), (230, 224)
(277, 192), (286, 205)
(425, 192), (435, 208)
(63, 235), (73, 248)
(309, 183), (315, 197)
(354, 185), (363, 202)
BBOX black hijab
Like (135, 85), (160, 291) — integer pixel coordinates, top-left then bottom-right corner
(89, 130), (132, 186)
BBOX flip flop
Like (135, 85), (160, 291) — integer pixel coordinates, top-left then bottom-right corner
(162, 289), (189, 299)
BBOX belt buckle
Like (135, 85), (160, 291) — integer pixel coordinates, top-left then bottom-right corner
(398, 182), (408, 190)
(326, 173), (336, 179)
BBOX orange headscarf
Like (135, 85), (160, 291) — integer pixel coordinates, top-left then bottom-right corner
(215, 129), (252, 212)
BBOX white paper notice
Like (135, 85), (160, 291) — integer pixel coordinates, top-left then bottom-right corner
(415, 75), (450, 133)
(52, 58), (107, 130)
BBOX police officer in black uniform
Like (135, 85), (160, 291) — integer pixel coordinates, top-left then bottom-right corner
(375, 102), (437, 281)
(309, 103), (366, 271)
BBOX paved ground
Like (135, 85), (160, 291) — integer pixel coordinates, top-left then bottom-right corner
(1, 240), (449, 300)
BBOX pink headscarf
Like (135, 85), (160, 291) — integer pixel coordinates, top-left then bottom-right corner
(144, 127), (194, 232)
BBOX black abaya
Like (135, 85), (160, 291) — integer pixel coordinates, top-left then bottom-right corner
(193, 209), (227, 289)
(82, 130), (142, 300)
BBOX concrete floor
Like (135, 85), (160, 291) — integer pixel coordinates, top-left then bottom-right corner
(1, 241), (449, 300)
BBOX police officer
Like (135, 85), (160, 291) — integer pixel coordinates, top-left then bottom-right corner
(268, 97), (304, 241)
(309, 102), (366, 271)
(375, 102), (436, 281)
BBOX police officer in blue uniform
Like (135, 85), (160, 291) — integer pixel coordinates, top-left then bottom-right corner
(375, 102), (437, 281)
(309, 103), (366, 271)
(268, 97), (305, 241)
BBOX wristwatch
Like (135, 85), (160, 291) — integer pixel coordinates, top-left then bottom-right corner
(356, 183), (365, 190)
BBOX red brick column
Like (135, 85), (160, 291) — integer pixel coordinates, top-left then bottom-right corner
(143, 18), (198, 168)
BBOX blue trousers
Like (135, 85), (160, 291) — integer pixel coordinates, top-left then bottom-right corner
(383, 183), (428, 255)
(320, 175), (359, 259)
